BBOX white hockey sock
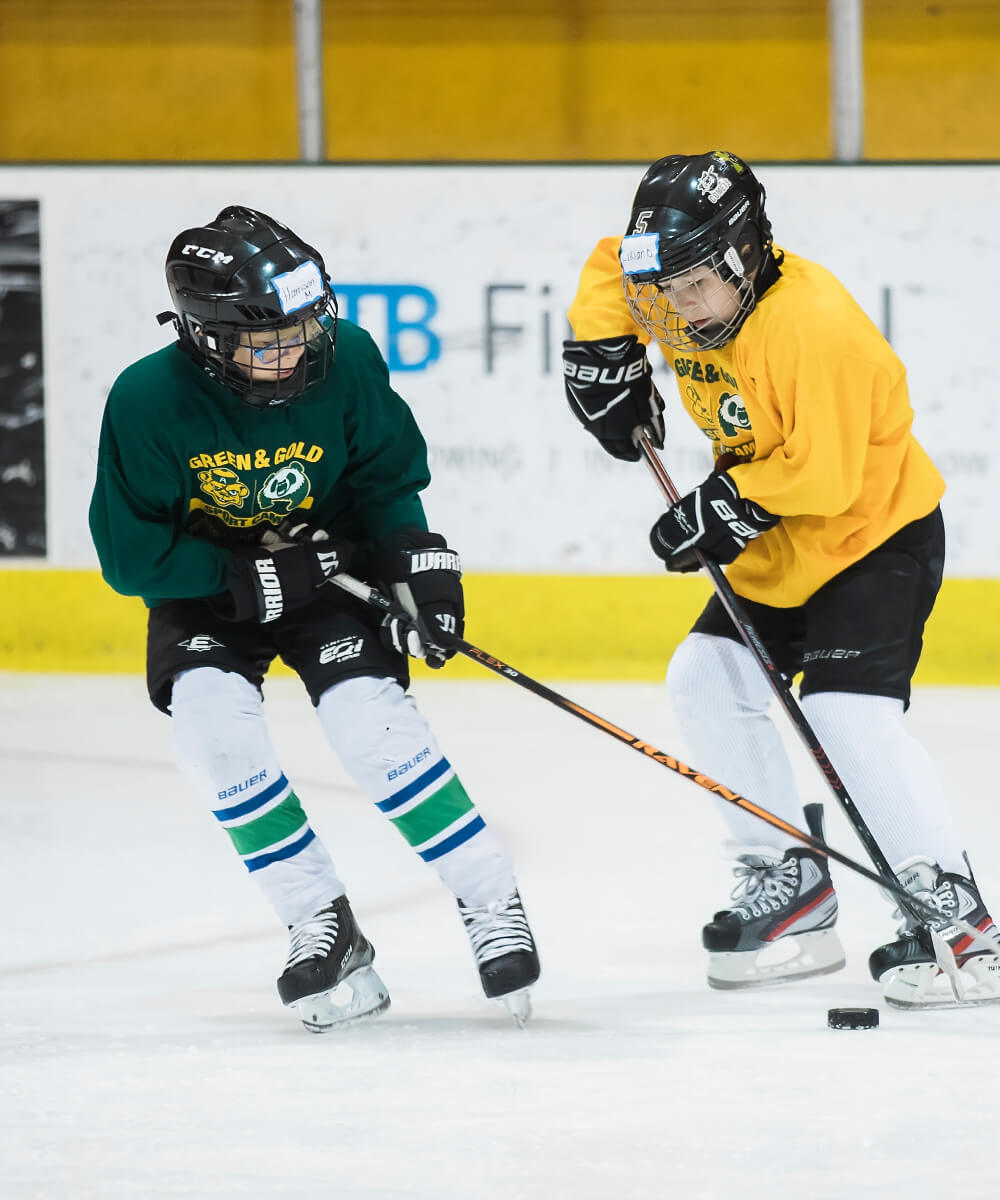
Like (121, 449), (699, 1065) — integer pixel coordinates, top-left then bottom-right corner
(666, 633), (804, 856)
(801, 691), (967, 875)
(317, 676), (515, 905)
(171, 667), (345, 926)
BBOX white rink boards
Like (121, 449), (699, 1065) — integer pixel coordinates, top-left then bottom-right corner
(0, 163), (998, 577)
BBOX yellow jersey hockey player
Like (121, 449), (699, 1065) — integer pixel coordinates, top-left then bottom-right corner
(563, 150), (999, 1009)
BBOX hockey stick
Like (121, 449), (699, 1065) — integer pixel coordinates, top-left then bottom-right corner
(326, 570), (995, 957)
(635, 434), (970, 993)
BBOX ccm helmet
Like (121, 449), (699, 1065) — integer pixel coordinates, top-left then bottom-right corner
(162, 206), (338, 406)
(618, 151), (776, 352)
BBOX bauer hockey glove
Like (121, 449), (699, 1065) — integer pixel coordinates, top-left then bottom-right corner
(562, 334), (665, 462)
(219, 523), (352, 624)
(376, 528), (464, 669)
(649, 471), (779, 573)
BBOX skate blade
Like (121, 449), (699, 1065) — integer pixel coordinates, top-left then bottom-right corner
(882, 954), (1000, 1010)
(499, 987), (532, 1028)
(292, 965), (391, 1033)
(707, 928), (846, 991)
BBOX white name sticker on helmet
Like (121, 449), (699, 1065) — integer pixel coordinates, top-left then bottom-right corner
(619, 233), (661, 276)
(723, 245), (745, 277)
(272, 260), (324, 314)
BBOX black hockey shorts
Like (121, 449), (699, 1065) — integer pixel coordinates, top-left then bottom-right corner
(690, 506), (945, 709)
(146, 587), (409, 715)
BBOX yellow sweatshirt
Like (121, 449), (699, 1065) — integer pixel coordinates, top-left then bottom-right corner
(568, 237), (945, 607)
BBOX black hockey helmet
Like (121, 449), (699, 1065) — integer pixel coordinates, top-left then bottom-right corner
(161, 206), (338, 407)
(618, 151), (777, 351)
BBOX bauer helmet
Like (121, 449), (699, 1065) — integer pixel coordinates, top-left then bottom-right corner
(162, 206), (338, 407)
(618, 151), (776, 352)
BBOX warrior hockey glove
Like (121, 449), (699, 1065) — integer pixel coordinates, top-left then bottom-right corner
(563, 334), (665, 462)
(649, 471), (779, 573)
(376, 528), (464, 669)
(220, 524), (352, 624)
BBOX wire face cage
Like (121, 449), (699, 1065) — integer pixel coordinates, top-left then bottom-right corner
(184, 295), (339, 407)
(623, 247), (756, 353)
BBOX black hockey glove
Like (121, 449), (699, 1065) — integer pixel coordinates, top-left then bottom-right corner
(375, 528), (464, 669)
(649, 472), (779, 573)
(563, 334), (665, 462)
(219, 522), (352, 623)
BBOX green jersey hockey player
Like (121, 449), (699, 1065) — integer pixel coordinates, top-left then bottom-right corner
(89, 206), (539, 1030)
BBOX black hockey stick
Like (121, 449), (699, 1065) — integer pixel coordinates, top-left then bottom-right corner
(635, 434), (968, 989)
(327, 570), (994, 954)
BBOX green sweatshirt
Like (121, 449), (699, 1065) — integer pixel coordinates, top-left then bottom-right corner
(89, 320), (431, 606)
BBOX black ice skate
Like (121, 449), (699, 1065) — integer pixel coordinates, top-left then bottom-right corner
(703, 835), (845, 990)
(458, 888), (540, 1027)
(277, 895), (390, 1033)
(869, 858), (1000, 1009)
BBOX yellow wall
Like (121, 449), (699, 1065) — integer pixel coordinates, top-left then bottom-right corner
(1, 570), (996, 686)
(866, 1), (1000, 159)
(0, 1), (297, 161)
(1, 1), (998, 162)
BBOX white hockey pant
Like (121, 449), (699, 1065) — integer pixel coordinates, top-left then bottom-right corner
(666, 633), (967, 875)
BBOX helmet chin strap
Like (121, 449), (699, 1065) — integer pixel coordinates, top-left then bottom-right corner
(685, 320), (728, 349)
(751, 247), (783, 300)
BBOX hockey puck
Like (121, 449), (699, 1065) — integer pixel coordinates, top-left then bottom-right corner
(827, 1007), (879, 1030)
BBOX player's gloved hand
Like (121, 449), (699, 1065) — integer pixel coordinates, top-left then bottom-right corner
(649, 471), (779, 573)
(259, 519), (338, 553)
(375, 528), (464, 669)
(562, 334), (665, 462)
(220, 523), (352, 623)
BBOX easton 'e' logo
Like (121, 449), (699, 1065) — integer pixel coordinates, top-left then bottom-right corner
(178, 635), (224, 652)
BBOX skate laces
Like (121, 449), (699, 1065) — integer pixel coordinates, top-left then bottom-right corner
(893, 876), (960, 934)
(285, 905), (339, 970)
(892, 875), (999, 950)
(731, 856), (799, 916)
(459, 891), (533, 966)
(922, 882), (954, 917)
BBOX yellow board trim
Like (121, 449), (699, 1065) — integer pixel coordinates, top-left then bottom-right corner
(0, 570), (996, 685)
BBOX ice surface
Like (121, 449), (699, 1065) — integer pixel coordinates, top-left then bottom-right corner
(3, 673), (999, 1199)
